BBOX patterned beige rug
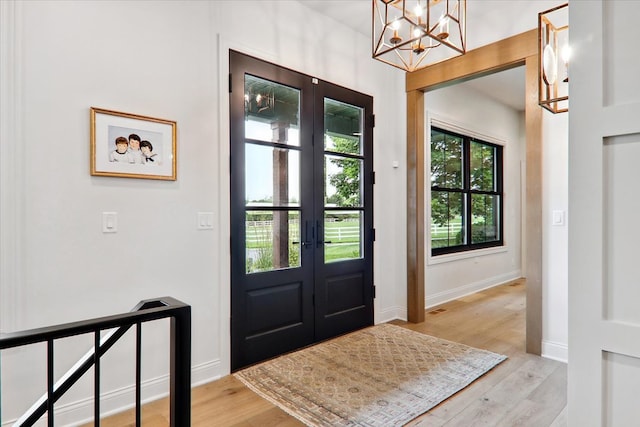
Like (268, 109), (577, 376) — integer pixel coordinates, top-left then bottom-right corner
(234, 324), (506, 426)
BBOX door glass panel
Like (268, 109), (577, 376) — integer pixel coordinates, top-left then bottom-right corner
(246, 211), (300, 273)
(325, 154), (362, 207)
(324, 211), (362, 263)
(324, 98), (362, 154)
(245, 144), (300, 206)
(244, 75), (300, 146)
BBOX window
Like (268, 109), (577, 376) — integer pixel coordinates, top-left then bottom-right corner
(430, 126), (503, 255)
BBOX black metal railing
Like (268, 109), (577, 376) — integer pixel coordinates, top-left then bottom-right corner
(0, 296), (191, 426)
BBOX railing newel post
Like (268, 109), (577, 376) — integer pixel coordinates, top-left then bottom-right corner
(47, 339), (54, 427)
(169, 305), (191, 427)
(94, 330), (101, 426)
(135, 321), (142, 427)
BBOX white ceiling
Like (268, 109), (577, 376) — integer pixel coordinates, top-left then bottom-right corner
(299, 0), (565, 111)
(460, 66), (525, 111)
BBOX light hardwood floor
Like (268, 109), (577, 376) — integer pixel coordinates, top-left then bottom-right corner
(95, 279), (567, 426)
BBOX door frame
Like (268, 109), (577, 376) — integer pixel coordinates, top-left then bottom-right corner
(404, 29), (543, 355)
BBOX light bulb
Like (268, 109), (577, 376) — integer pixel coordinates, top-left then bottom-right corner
(414, 3), (426, 29)
(414, 4), (423, 17)
(561, 44), (571, 65)
(439, 15), (449, 29)
(437, 14), (450, 40)
(413, 27), (422, 38)
(542, 44), (558, 85)
(561, 44), (571, 83)
(389, 19), (403, 44)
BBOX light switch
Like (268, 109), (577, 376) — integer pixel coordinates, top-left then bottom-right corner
(197, 212), (214, 230)
(552, 210), (565, 226)
(102, 212), (117, 233)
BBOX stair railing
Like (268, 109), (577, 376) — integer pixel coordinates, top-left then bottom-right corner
(0, 296), (191, 426)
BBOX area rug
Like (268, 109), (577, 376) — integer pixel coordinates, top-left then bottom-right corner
(233, 323), (506, 426)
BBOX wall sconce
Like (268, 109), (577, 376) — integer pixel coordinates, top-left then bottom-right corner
(538, 3), (569, 113)
(372, 0), (466, 73)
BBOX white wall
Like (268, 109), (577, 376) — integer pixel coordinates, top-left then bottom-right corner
(542, 112), (569, 362)
(423, 81), (525, 307)
(0, 1), (406, 424)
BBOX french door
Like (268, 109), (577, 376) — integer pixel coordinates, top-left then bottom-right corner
(230, 51), (374, 370)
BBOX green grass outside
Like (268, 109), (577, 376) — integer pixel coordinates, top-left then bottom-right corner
(245, 220), (361, 265)
(325, 243), (360, 262)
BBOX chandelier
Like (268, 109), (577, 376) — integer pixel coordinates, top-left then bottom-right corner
(538, 3), (569, 113)
(372, 0), (466, 72)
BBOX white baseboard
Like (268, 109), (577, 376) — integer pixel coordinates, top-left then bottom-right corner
(376, 305), (407, 323)
(542, 340), (568, 364)
(374, 272), (522, 324)
(191, 359), (223, 386)
(1, 359), (223, 427)
(425, 270), (522, 309)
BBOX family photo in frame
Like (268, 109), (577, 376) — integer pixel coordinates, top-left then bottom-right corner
(90, 107), (177, 180)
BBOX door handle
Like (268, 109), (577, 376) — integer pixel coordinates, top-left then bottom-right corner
(300, 220), (312, 248)
(316, 220), (331, 247)
(298, 220), (330, 247)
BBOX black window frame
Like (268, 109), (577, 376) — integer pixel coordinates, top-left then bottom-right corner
(430, 126), (504, 256)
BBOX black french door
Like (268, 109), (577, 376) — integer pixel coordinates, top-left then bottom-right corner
(230, 51), (374, 370)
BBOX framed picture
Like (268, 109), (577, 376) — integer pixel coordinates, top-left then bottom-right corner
(90, 107), (177, 180)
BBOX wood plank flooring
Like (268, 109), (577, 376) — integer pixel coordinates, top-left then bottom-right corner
(94, 279), (567, 427)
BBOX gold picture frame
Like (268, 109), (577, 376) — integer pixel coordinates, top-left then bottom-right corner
(90, 107), (177, 180)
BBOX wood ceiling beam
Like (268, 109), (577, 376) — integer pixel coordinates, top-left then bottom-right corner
(406, 29), (538, 93)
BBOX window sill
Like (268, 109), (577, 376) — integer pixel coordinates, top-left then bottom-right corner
(427, 245), (508, 265)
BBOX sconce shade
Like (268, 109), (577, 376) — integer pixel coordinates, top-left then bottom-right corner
(372, 0), (466, 73)
(538, 3), (569, 113)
